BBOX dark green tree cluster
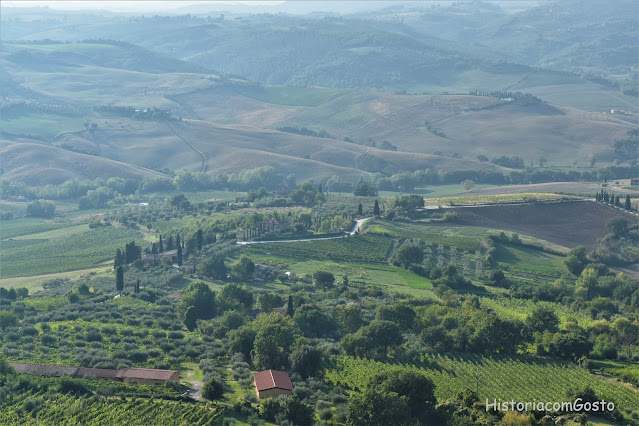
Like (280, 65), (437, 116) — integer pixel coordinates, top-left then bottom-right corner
(26, 199), (55, 218)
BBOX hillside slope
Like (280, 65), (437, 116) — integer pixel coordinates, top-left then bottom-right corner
(0, 141), (167, 185)
(51, 118), (505, 181)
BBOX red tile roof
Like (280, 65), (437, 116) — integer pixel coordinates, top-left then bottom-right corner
(75, 367), (118, 379)
(253, 370), (293, 391)
(116, 367), (178, 381)
(9, 362), (78, 377)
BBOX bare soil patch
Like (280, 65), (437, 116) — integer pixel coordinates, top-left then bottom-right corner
(450, 201), (637, 249)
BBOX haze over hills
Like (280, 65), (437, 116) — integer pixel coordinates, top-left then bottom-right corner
(0, 1), (637, 187)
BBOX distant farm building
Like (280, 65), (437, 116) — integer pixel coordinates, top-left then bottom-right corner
(116, 368), (180, 385)
(160, 250), (178, 263)
(181, 259), (199, 273)
(631, 178), (639, 186)
(142, 254), (159, 266)
(8, 363), (179, 386)
(253, 370), (293, 399)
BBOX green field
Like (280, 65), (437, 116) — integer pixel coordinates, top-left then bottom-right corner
(244, 232), (392, 265)
(367, 220), (483, 252)
(236, 85), (350, 107)
(0, 226), (145, 278)
(0, 392), (224, 425)
(480, 297), (594, 328)
(326, 355), (639, 411)
(493, 242), (567, 284)
(0, 218), (75, 239)
(0, 112), (84, 140)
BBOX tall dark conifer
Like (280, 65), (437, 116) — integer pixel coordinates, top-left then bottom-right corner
(159, 235), (164, 253)
(116, 266), (124, 293)
(373, 200), (380, 216)
(286, 295), (294, 317)
(197, 229), (203, 251)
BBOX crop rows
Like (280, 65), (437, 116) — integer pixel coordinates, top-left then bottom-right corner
(0, 226), (145, 278)
(245, 233), (392, 264)
(325, 355), (639, 412)
(0, 391), (223, 425)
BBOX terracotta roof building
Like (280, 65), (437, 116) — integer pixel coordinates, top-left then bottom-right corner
(9, 363), (77, 377)
(253, 369), (293, 399)
(8, 363), (179, 386)
(75, 367), (119, 380)
(116, 368), (180, 385)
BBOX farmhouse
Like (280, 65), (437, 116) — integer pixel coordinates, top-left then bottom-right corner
(631, 178), (639, 186)
(146, 241), (161, 253)
(8, 363), (179, 385)
(9, 363), (77, 377)
(142, 253), (159, 266)
(116, 368), (180, 385)
(253, 370), (293, 399)
(159, 249), (178, 263)
(181, 259), (199, 273)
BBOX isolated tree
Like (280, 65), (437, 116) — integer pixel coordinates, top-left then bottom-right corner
(26, 199), (55, 218)
(313, 271), (335, 288)
(202, 377), (224, 401)
(373, 199), (380, 216)
(394, 243), (424, 268)
(159, 235), (164, 252)
(134, 278), (140, 294)
(217, 283), (254, 312)
(564, 246), (588, 276)
(536, 155), (547, 168)
(115, 266), (124, 293)
(525, 306), (559, 334)
(177, 281), (216, 320)
(358, 203), (363, 216)
(199, 255), (227, 280)
(625, 195), (632, 210)
(184, 306), (198, 331)
(231, 255), (255, 280)
(606, 216), (628, 237)
(258, 292), (284, 312)
(461, 179), (475, 191)
(587, 154), (597, 168)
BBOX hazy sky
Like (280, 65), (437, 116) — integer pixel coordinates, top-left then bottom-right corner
(2, 1), (285, 13)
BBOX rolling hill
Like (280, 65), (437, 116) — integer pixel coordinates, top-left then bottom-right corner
(0, 141), (167, 185)
(46, 118), (505, 182)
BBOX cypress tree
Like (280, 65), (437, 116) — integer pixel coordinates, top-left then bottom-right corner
(625, 195), (631, 210)
(116, 266), (124, 293)
(373, 200), (380, 216)
(358, 203), (363, 216)
(197, 229), (203, 251)
(615, 195), (620, 207)
(286, 295), (294, 317)
(159, 235), (164, 252)
(135, 278), (140, 294)
(114, 249), (123, 269)
(176, 235), (183, 266)
(318, 183), (323, 194)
